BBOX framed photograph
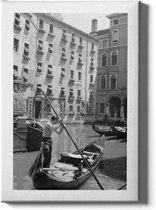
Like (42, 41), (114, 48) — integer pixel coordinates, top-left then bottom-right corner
(1, 0), (139, 202)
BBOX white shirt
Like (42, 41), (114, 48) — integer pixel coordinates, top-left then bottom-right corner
(42, 122), (62, 138)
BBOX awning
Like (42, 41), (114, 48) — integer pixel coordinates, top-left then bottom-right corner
(23, 72), (28, 79)
(13, 92), (26, 115)
(14, 70), (19, 77)
(47, 87), (52, 91)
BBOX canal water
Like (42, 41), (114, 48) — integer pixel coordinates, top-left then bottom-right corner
(13, 124), (127, 190)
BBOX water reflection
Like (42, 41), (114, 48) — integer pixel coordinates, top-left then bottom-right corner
(51, 124), (97, 162)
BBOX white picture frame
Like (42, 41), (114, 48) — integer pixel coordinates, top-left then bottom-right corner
(1, 0), (139, 202)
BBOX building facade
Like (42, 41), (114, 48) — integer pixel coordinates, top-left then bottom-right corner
(13, 13), (98, 120)
(90, 13), (127, 121)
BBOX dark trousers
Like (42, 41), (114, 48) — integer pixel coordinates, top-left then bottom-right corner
(42, 137), (52, 168)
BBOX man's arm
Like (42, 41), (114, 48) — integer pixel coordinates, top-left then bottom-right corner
(52, 122), (64, 134)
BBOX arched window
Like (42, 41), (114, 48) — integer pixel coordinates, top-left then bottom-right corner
(110, 75), (116, 90)
(112, 30), (119, 43)
(111, 51), (118, 66)
(102, 54), (107, 67)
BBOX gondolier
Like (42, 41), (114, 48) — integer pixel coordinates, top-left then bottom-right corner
(42, 115), (64, 168)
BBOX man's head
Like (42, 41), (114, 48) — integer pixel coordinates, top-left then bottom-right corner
(50, 115), (57, 124)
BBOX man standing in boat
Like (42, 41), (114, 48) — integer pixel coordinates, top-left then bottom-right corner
(42, 115), (64, 168)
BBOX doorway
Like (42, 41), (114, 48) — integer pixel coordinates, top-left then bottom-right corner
(35, 100), (42, 119)
(109, 96), (121, 118)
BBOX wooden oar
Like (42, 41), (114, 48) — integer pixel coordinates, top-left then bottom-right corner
(28, 144), (44, 177)
(43, 168), (77, 171)
(38, 87), (104, 190)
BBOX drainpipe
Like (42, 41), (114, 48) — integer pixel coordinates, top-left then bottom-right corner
(85, 36), (89, 110)
(30, 14), (38, 118)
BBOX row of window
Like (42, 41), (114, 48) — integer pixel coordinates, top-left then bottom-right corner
(101, 51), (118, 67)
(13, 38), (95, 68)
(100, 75), (117, 90)
(60, 87), (93, 100)
(38, 19), (95, 50)
(14, 14), (96, 51)
(36, 84), (93, 102)
(13, 64), (94, 84)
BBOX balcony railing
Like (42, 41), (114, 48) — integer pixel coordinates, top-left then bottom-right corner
(59, 93), (66, 100)
(89, 96), (94, 101)
(90, 49), (96, 54)
(47, 91), (53, 97)
(77, 59), (83, 65)
(76, 96), (82, 102)
(38, 27), (46, 33)
(78, 44), (84, 49)
(70, 38), (76, 46)
(69, 78), (75, 84)
(68, 95), (75, 101)
(37, 47), (44, 54)
(61, 33), (67, 42)
(37, 67), (42, 73)
(48, 32), (55, 37)
(89, 83), (94, 88)
(90, 63), (95, 70)
(23, 54), (30, 60)
(61, 53), (67, 61)
(48, 48), (53, 54)
(46, 71), (53, 78)
(14, 20), (22, 31)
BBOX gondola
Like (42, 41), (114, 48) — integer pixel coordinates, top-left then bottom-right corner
(27, 119), (51, 151)
(111, 126), (127, 139)
(92, 121), (127, 139)
(29, 142), (104, 190)
(92, 123), (117, 136)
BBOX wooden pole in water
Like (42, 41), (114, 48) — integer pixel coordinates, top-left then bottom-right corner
(39, 87), (104, 190)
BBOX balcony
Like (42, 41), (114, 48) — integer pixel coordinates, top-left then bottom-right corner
(23, 76), (28, 83)
(48, 32), (55, 37)
(23, 54), (30, 60)
(61, 71), (65, 78)
(61, 33), (67, 42)
(37, 47), (44, 54)
(48, 48), (53, 54)
(89, 83), (94, 88)
(59, 93), (66, 100)
(68, 95), (75, 102)
(68, 78), (75, 84)
(47, 87), (53, 97)
(77, 59), (83, 66)
(70, 55), (74, 61)
(14, 19), (22, 31)
(25, 24), (30, 32)
(37, 67), (42, 73)
(76, 96), (82, 102)
(90, 63), (95, 70)
(36, 85), (42, 95)
(61, 53), (67, 61)
(89, 96), (94, 102)
(70, 38), (76, 46)
(38, 28), (46, 33)
(78, 44), (84, 49)
(90, 49), (96, 54)
(13, 70), (19, 80)
(46, 70), (53, 78)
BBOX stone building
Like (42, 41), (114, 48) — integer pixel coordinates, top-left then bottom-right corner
(13, 13), (98, 120)
(90, 13), (127, 121)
